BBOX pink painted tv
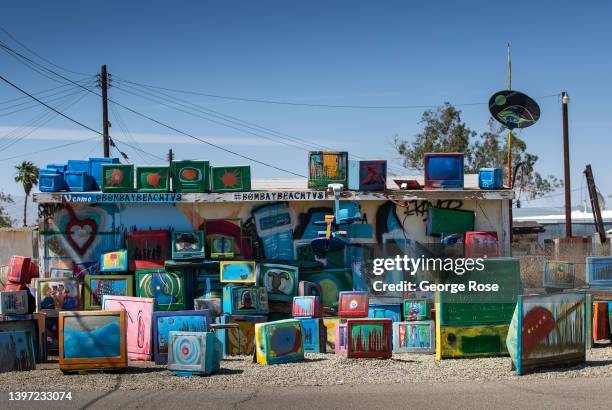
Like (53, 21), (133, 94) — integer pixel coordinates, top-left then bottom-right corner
(101, 295), (155, 361)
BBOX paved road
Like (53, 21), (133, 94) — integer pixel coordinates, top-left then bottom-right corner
(2, 377), (612, 409)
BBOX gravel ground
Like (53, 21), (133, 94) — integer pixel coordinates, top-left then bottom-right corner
(1, 347), (611, 391)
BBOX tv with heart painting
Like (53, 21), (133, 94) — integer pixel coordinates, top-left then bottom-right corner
(255, 319), (304, 365)
(220, 261), (257, 284)
(259, 263), (298, 302)
(36, 278), (80, 315)
(102, 295), (155, 361)
(167, 331), (223, 376)
(152, 310), (211, 365)
(136, 269), (185, 311)
(172, 231), (206, 260)
(0, 330), (36, 372)
(58, 310), (128, 372)
(84, 275), (134, 310)
(424, 153), (464, 189)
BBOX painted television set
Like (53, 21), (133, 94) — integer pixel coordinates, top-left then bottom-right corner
(308, 151), (348, 190)
(36, 278), (81, 316)
(101, 164), (134, 193)
(426, 207), (475, 236)
(0, 313), (46, 363)
(127, 230), (168, 271)
(255, 319), (304, 365)
(543, 260), (576, 289)
(335, 322), (348, 355)
(393, 321), (435, 353)
(0, 290), (29, 315)
(259, 263), (299, 302)
(171, 160), (210, 193)
(220, 261), (257, 284)
(301, 269), (353, 313)
(340, 318), (392, 359)
(194, 297), (222, 318)
(424, 153), (464, 189)
(84, 275), (134, 310)
(298, 280), (322, 298)
(152, 310), (211, 365)
(338, 291), (369, 318)
(136, 165), (170, 193)
(0, 330), (36, 372)
(136, 269), (185, 311)
(359, 160), (387, 191)
(214, 314), (267, 355)
(292, 296), (322, 318)
(586, 257), (612, 289)
(403, 298), (430, 321)
(167, 331), (223, 376)
(464, 231), (499, 258)
(172, 231), (206, 260)
(222, 285), (269, 315)
(99, 249), (128, 272)
(102, 295), (155, 361)
(368, 304), (401, 322)
(323, 317), (340, 352)
(478, 167), (503, 190)
(8, 255), (33, 284)
(58, 310), (128, 372)
(210, 165), (251, 192)
(507, 292), (586, 375)
(297, 317), (326, 353)
(592, 302), (610, 343)
(209, 236), (235, 259)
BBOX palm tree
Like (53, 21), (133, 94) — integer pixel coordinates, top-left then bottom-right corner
(14, 161), (39, 227)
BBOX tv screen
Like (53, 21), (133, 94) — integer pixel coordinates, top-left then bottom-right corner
(427, 156), (463, 181)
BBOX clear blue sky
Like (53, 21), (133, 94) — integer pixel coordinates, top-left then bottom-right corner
(0, 0), (610, 209)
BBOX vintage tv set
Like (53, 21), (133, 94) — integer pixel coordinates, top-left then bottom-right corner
(543, 260), (576, 289)
(255, 319), (304, 365)
(426, 207), (475, 236)
(127, 229), (168, 270)
(338, 291), (369, 318)
(393, 320), (435, 353)
(152, 310), (211, 365)
(102, 295), (155, 361)
(172, 231), (206, 260)
(101, 163), (134, 193)
(0, 313), (46, 363)
(403, 298), (430, 321)
(210, 165), (251, 192)
(64, 170), (96, 192)
(479, 167), (503, 189)
(259, 263), (299, 302)
(507, 292), (586, 375)
(136, 269), (185, 311)
(84, 275), (134, 310)
(343, 318), (392, 359)
(464, 231), (499, 258)
(586, 257), (612, 289)
(298, 280), (322, 298)
(220, 261), (257, 284)
(308, 151), (348, 190)
(0, 290), (29, 315)
(335, 322), (348, 355)
(423, 152), (464, 189)
(100, 249), (128, 272)
(136, 165), (170, 193)
(58, 310), (128, 372)
(214, 314), (267, 355)
(0, 330), (36, 372)
(222, 285), (269, 315)
(209, 236), (235, 259)
(359, 160), (387, 191)
(7, 255), (32, 284)
(167, 331), (223, 376)
(39, 168), (67, 192)
(194, 297), (222, 317)
(292, 296), (323, 318)
(171, 160), (210, 193)
(50, 268), (74, 278)
(368, 304), (401, 322)
(297, 317), (326, 353)
(36, 278), (80, 316)
(323, 317), (340, 352)
(89, 157), (120, 190)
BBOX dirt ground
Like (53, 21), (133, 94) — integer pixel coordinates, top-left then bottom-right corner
(1, 346), (611, 392)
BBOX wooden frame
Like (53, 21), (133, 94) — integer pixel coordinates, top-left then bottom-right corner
(59, 310), (127, 371)
(36, 278), (81, 317)
(84, 275), (134, 310)
(393, 321), (435, 353)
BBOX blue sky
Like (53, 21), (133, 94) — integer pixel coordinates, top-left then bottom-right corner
(0, 0), (610, 209)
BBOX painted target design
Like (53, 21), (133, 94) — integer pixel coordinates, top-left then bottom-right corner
(172, 335), (202, 365)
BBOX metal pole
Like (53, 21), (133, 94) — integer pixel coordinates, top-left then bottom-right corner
(562, 91), (572, 237)
(101, 65), (110, 158)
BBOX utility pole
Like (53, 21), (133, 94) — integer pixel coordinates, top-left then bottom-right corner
(584, 165), (606, 244)
(167, 148), (174, 192)
(100, 64), (110, 158)
(562, 91), (572, 237)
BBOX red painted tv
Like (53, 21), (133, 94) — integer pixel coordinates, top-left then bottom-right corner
(464, 231), (499, 258)
(338, 291), (369, 318)
(127, 230), (168, 271)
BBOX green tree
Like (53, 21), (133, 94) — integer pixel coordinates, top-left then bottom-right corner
(394, 103), (561, 200)
(0, 191), (14, 227)
(14, 161), (39, 227)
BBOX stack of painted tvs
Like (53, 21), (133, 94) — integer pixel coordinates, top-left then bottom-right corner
(4, 256), (38, 300)
(39, 158), (119, 192)
(586, 256), (612, 344)
(292, 296), (325, 353)
(218, 261), (268, 355)
(393, 298), (435, 353)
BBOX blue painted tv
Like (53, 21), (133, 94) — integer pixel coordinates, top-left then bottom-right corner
(479, 168), (503, 189)
(424, 153), (464, 189)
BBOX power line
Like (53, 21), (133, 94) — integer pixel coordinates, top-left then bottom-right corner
(114, 76), (561, 110)
(0, 136), (99, 162)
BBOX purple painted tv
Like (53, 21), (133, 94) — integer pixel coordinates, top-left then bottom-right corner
(424, 153), (464, 189)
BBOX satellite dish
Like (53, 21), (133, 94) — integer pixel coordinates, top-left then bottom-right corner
(489, 90), (540, 129)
